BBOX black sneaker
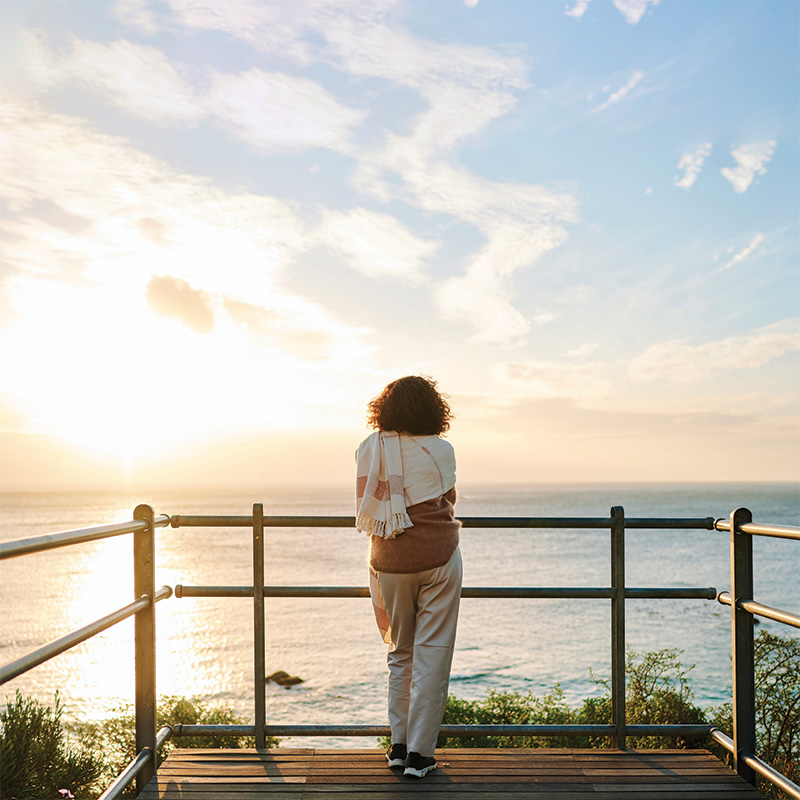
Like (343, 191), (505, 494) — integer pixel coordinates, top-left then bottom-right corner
(403, 751), (437, 778)
(386, 742), (408, 768)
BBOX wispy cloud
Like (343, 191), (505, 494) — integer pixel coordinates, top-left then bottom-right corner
(0, 96), (369, 358)
(567, 0), (659, 23)
(721, 140), (776, 193)
(592, 70), (645, 112)
(204, 69), (366, 153)
(613, 0), (661, 25)
(22, 30), (203, 122)
(674, 143), (712, 188)
(719, 233), (765, 271)
(496, 358), (615, 399)
(436, 220), (570, 343)
(629, 319), (799, 383)
(497, 320), (800, 401)
(319, 208), (437, 284)
(146, 276), (215, 332)
(565, 0), (592, 19)
(22, 31), (366, 153)
(100, 0), (572, 345)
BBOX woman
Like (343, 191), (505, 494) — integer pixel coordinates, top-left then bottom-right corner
(355, 375), (462, 779)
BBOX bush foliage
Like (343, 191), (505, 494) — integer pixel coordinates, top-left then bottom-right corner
(397, 632), (798, 797)
(433, 647), (708, 750)
(1, 694), (278, 800)
(3, 633), (796, 799)
(0, 691), (104, 799)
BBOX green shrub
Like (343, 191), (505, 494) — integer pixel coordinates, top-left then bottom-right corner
(0, 691), (104, 800)
(710, 631), (799, 798)
(430, 647), (707, 750)
(582, 646), (708, 749)
(436, 685), (579, 749)
(71, 695), (280, 797)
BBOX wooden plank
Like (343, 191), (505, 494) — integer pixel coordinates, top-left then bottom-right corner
(138, 748), (766, 800)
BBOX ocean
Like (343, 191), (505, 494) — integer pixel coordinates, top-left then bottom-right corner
(1, 483), (798, 748)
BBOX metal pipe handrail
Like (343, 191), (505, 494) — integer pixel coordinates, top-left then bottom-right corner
(0, 586), (173, 684)
(0, 515), (171, 560)
(710, 727), (800, 800)
(171, 722), (713, 738)
(174, 584), (716, 600)
(169, 514), (716, 529)
(742, 750), (800, 800)
(4, 504), (795, 798)
(716, 592), (800, 629)
(97, 725), (172, 800)
(714, 519), (800, 540)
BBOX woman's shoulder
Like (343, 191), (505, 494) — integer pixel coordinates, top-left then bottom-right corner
(403, 434), (454, 455)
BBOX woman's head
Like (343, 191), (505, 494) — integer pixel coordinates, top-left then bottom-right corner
(367, 375), (452, 435)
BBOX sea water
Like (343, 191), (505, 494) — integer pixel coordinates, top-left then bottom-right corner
(1, 483), (798, 748)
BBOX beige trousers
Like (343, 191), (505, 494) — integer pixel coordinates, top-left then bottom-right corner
(372, 548), (462, 756)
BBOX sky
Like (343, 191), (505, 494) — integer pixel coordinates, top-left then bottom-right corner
(0, 0), (798, 492)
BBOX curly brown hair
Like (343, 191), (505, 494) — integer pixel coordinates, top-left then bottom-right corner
(367, 375), (452, 435)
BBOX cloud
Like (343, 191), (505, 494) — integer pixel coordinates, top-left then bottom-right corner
(719, 233), (765, 271)
(495, 320), (800, 402)
(566, 342), (599, 358)
(22, 31), (365, 153)
(613, 0), (661, 24)
(223, 298), (336, 360)
(629, 320), (800, 383)
(146, 276), (215, 332)
(98, 0), (576, 343)
(565, 0), (592, 18)
(593, 70), (644, 112)
(674, 143), (712, 189)
(204, 68), (366, 153)
(319, 208), (437, 284)
(21, 30), (203, 122)
(496, 358), (615, 399)
(0, 96), (372, 364)
(721, 140), (776, 193)
(436, 217), (572, 343)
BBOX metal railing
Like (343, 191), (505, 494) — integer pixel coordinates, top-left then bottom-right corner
(0, 505), (173, 799)
(1, 504), (798, 799)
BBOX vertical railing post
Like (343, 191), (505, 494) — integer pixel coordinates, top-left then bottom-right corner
(133, 504), (156, 794)
(253, 503), (266, 749)
(610, 505), (626, 750)
(730, 507), (756, 785)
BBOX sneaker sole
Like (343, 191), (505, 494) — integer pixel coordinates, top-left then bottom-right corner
(387, 757), (408, 768)
(404, 763), (437, 778)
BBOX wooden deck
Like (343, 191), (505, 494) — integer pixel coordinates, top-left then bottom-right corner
(137, 747), (765, 799)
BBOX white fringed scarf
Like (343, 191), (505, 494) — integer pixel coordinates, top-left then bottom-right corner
(355, 430), (456, 540)
(355, 431), (411, 539)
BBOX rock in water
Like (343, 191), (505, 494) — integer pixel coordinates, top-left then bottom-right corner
(266, 670), (304, 686)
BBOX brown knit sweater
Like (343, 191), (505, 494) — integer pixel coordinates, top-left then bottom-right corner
(368, 487), (460, 574)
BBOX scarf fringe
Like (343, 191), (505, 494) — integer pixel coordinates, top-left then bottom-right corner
(356, 511), (413, 540)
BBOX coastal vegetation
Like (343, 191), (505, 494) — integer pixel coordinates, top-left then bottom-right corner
(2, 632), (796, 799)
(0, 693), (277, 799)
(0, 691), (102, 800)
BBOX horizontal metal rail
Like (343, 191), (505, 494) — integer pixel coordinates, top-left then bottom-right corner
(170, 514), (716, 530)
(714, 519), (800, 541)
(0, 586), (172, 684)
(0, 515), (171, 559)
(716, 591), (800, 629)
(172, 722), (713, 739)
(174, 584), (716, 600)
(98, 725), (172, 800)
(710, 727), (800, 800)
